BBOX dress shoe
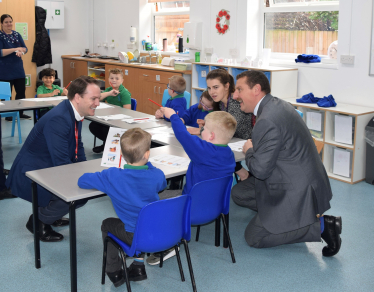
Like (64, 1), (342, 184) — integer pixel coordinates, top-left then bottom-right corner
(52, 217), (69, 227)
(92, 144), (105, 153)
(26, 215), (64, 242)
(107, 270), (126, 288)
(321, 215), (342, 257)
(127, 262), (147, 282)
(0, 188), (17, 200)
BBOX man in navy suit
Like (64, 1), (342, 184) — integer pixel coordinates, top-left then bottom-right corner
(6, 76), (101, 242)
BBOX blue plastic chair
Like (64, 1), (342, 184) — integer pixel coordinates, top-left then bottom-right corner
(102, 195), (196, 292)
(188, 175), (236, 263)
(0, 81), (22, 144)
(131, 98), (137, 111)
(162, 89), (191, 109)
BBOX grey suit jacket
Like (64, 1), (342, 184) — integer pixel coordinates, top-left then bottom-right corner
(245, 94), (332, 234)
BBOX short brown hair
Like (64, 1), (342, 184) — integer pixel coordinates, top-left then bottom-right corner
(206, 69), (235, 95)
(169, 75), (186, 93)
(236, 71), (271, 94)
(120, 128), (152, 164)
(197, 90), (220, 111)
(109, 68), (124, 77)
(40, 68), (56, 78)
(67, 76), (101, 101)
(204, 111), (237, 143)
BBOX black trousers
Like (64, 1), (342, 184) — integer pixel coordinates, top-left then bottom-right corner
(89, 121), (109, 144)
(0, 78), (26, 115)
(0, 119), (6, 191)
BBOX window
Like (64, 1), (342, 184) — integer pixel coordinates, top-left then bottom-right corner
(262, 0), (339, 57)
(151, 1), (190, 50)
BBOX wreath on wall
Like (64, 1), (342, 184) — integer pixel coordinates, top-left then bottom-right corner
(216, 9), (230, 35)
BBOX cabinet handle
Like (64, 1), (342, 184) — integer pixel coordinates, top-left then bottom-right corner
(158, 87), (161, 94)
(70, 62), (72, 68)
(143, 74), (149, 77)
(154, 86), (157, 93)
(73, 62), (75, 69)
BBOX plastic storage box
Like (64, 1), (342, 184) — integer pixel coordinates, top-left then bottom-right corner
(232, 68), (248, 84)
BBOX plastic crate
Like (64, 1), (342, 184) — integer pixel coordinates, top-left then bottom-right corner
(196, 65), (209, 88)
(211, 66), (228, 71)
(195, 89), (203, 100)
(263, 71), (271, 83)
(232, 68), (248, 84)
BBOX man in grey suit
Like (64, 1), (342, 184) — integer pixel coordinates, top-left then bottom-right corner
(231, 70), (342, 257)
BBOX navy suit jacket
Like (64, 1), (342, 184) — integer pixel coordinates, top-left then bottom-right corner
(6, 99), (86, 207)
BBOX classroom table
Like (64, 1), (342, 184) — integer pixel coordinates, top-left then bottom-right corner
(0, 99), (54, 122)
(26, 145), (190, 292)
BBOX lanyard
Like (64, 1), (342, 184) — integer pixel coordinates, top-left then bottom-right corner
(75, 121), (78, 161)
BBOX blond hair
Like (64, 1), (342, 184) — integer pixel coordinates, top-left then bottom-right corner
(120, 128), (151, 164)
(204, 111), (237, 143)
(169, 75), (186, 93)
(109, 68), (124, 77)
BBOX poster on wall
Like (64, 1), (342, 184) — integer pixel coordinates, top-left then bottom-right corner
(25, 75), (31, 87)
(15, 23), (28, 41)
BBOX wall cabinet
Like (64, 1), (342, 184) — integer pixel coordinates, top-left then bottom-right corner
(283, 98), (374, 184)
(37, 1), (64, 29)
(62, 59), (87, 87)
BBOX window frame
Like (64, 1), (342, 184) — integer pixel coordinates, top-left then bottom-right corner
(261, 1), (340, 60)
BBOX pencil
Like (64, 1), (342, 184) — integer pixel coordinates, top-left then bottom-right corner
(110, 81), (114, 88)
(119, 154), (122, 168)
(148, 98), (162, 107)
(65, 81), (72, 89)
(134, 118), (150, 121)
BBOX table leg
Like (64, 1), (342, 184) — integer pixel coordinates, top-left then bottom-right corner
(215, 218), (220, 247)
(32, 181), (41, 269)
(69, 201), (77, 292)
(33, 110), (37, 125)
(223, 213), (229, 248)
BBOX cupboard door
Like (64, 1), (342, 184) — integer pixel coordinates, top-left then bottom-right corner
(62, 59), (74, 87)
(73, 60), (88, 79)
(105, 65), (139, 98)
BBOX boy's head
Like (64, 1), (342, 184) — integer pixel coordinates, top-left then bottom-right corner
(120, 128), (152, 165)
(201, 111), (237, 144)
(198, 90), (219, 111)
(168, 75), (186, 97)
(40, 68), (56, 87)
(108, 68), (124, 88)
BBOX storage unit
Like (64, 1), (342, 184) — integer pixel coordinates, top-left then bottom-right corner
(37, 1), (64, 29)
(283, 98), (374, 184)
(191, 62), (298, 105)
(62, 59), (87, 87)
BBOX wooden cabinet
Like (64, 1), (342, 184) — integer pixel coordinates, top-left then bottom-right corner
(62, 59), (87, 87)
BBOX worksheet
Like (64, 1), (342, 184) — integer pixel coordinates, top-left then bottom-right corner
(228, 140), (246, 152)
(149, 154), (190, 168)
(101, 127), (128, 168)
(96, 102), (113, 109)
(96, 114), (132, 121)
(24, 96), (68, 102)
(122, 117), (159, 124)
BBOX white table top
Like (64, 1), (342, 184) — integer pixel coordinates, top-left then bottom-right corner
(0, 100), (53, 113)
(26, 145), (190, 202)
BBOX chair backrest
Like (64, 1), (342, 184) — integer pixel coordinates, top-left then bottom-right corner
(38, 69), (58, 80)
(162, 89), (191, 109)
(295, 109), (303, 118)
(188, 176), (233, 225)
(0, 81), (11, 101)
(131, 98), (137, 111)
(130, 195), (191, 255)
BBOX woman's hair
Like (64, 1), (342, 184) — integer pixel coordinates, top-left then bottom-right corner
(206, 68), (235, 94)
(197, 90), (220, 111)
(1, 14), (13, 24)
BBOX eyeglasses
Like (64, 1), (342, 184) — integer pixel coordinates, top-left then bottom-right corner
(167, 84), (183, 95)
(199, 98), (213, 111)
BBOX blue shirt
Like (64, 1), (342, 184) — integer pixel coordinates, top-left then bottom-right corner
(170, 114), (236, 195)
(78, 162), (167, 233)
(0, 30), (28, 80)
(164, 94), (187, 122)
(180, 103), (210, 127)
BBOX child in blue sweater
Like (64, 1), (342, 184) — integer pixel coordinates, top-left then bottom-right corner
(155, 75), (187, 121)
(78, 128), (166, 287)
(146, 110), (237, 266)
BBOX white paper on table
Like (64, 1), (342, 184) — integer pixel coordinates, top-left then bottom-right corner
(334, 115), (353, 145)
(96, 114), (132, 121)
(149, 154), (190, 168)
(145, 127), (175, 136)
(122, 117), (159, 124)
(101, 127), (128, 168)
(228, 140), (246, 152)
(333, 148), (351, 177)
(0, 102), (4, 105)
(23, 96), (68, 102)
(306, 111), (322, 131)
(96, 102), (114, 109)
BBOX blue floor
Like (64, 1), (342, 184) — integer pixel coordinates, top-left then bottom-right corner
(1, 112), (374, 292)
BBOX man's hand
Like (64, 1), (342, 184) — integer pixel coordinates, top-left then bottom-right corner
(242, 139), (253, 154)
(160, 107), (176, 119)
(155, 109), (163, 119)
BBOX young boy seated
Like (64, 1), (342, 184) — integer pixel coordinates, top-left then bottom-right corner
(78, 128), (166, 287)
(146, 109), (237, 266)
(90, 68), (132, 153)
(36, 68), (68, 118)
(155, 75), (187, 121)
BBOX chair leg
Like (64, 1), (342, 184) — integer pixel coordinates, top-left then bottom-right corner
(159, 251), (164, 268)
(221, 214), (236, 263)
(175, 245), (185, 282)
(17, 113), (22, 144)
(11, 115), (16, 137)
(94, 136), (96, 147)
(102, 237), (109, 285)
(119, 249), (132, 292)
(215, 218), (220, 247)
(182, 239), (197, 292)
(195, 226), (200, 242)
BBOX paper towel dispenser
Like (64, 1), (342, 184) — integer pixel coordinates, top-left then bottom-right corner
(183, 22), (202, 50)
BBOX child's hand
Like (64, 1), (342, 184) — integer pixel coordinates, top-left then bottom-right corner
(155, 109), (163, 119)
(187, 127), (201, 135)
(160, 107), (176, 119)
(62, 88), (68, 96)
(197, 119), (205, 128)
(110, 89), (119, 96)
(52, 89), (60, 96)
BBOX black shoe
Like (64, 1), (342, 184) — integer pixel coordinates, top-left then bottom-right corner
(92, 144), (105, 154)
(107, 270), (126, 288)
(52, 217), (69, 227)
(5, 117), (12, 122)
(321, 215), (342, 257)
(0, 188), (16, 200)
(127, 262), (147, 282)
(26, 215), (64, 242)
(20, 114), (32, 120)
